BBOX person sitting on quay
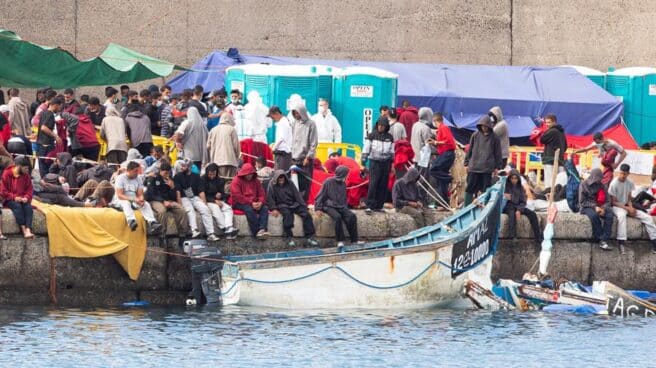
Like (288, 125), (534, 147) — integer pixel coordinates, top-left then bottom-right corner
(255, 156), (273, 189)
(314, 165), (362, 247)
(503, 169), (542, 244)
(1, 156), (35, 239)
(267, 169), (319, 247)
(579, 168), (614, 251)
(173, 159), (218, 241)
(608, 164), (656, 255)
(37, 173), (88, 207)
(115, 161), (163, 235)
(230, 163), (270, 239)
(200, 163), (238, 240)
(392, 167), (425, 228)
(145, 160), (189, 237)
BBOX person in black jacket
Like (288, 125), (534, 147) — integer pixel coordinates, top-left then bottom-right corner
(362, 116), (394, 214)
(267, 170), (318, 247)
(315, 165), (361, 246)
(145, 161), (189, 236)
(539, 114), (567, 190)
(503, 170), (542, 244)
(200, 163), (238, 240)
(464, 115), (503, 205)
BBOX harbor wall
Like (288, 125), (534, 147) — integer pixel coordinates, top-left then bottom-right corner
(1, 209), (655, 306)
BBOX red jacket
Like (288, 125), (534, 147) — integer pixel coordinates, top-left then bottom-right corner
(230, 163), (266, 205)
(1, 165), (33, 203)
(397, 106), (419, 138)
(435, 123), (456, 154)
(76, 114), (100, 147)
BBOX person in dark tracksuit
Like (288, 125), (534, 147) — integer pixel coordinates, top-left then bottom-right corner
(503, 169), (542, 244)
(315, 165), (360, 246)
(362, 116), (394, 214)
(267, 170), (319, 247)
(464, 115), (502, 206)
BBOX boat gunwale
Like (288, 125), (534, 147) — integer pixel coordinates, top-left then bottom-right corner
(227, 183), (503, 271)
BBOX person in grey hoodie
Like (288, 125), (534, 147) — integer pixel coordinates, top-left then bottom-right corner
(124, 103), (153, 157)
(100, 106), (129, 164)
(362, 116), (394, 213)
(464, 115), (502, 205)
(314, 165), (359, 246)
(290, 103), (318, 201)
(392, 167), (425, 228)
(410, 107), (435, 162)
(489, 106), (509, 167)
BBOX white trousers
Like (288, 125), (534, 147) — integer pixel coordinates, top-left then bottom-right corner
(543, 164), (564, 189)
(207, 202), (234, 229)
(613, 206), (656, 241)
(181, 196), (215, 234)
(118, 199), (156, 223)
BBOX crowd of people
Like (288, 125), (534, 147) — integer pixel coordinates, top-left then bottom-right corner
(0, 84), (656, 254)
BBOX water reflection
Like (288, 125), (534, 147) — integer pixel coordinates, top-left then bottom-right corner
(0, 305), (653, 367)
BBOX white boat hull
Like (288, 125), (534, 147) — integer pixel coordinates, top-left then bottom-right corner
(220, 244), (493, 309)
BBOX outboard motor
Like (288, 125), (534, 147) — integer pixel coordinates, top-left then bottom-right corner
(183, 239), (224, 306)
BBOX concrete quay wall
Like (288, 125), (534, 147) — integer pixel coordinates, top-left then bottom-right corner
(1, 208), (656, 306)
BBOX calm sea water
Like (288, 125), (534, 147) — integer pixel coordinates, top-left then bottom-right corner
(0, 305), (653, 367)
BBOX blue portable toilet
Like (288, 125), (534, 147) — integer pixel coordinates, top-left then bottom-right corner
(562, 65), (606, 89)
(332, 66), (398, 147)
(606, 67), (656, 144)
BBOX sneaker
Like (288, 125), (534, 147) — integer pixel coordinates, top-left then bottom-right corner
(336, 241), (345, 247)
(652, 248), (656, 255)
(128, 219), (138, 232)
(207, 234), (220, 242)
(256, 229), (269, 239)
(225, 227), (238, 240)
(355, 241), (366, 245)
(618, 241), (626, 255)
(147, 221), (163, 235)
(306, 237), (319, 247)
(191, 230), (202, 238)
(599, 241), (613, 251)
(285, 238), (296, 247)
(364, 208), (373, 215)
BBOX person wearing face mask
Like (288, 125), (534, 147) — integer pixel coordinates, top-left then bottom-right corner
(226, 89), (250, 140)
(312, 99), (342, 143)
(540, 114), (567, 190)
(104, 87), (120, 110)
(244, 91), (272, 144)
(574, 131), (627, 171)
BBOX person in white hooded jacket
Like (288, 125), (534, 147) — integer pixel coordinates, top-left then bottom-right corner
(312, 99), (342, 143)
(244, 90), (272, 143)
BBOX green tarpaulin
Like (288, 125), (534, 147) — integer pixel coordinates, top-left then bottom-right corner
(0, 30), (187, 88)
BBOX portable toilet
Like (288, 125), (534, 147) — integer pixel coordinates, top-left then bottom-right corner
(316, 65), (335, 104)
(224, 64), (334, 142)
(332, 66), (398, 147)
(606, 67), (656, 144)
(561, 65), (606, 89)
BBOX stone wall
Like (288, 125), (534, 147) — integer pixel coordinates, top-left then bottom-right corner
(1, 0), (654, 78)
(1, 208), (655, 306)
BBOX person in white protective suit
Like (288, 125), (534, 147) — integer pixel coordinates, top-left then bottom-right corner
(226, 89), (250, 140)
(244, 91), (272, 143)
(286, 94), (305, 122)
(312, 98), (342, 143)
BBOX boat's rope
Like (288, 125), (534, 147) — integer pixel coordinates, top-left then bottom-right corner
(219, 260), (441, 296)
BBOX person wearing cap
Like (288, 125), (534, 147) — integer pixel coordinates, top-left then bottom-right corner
(268, 106), (293, 171)
(1, 156), (34, 239)
(609, 164), (656, 255)
(206, 89), (226, 130)
(463, 115), (502, 206)
(314, 165), (360, 246)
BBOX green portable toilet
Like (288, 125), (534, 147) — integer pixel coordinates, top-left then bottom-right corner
(562, 65), (606, 89)
(316, 65), (335, 105)
(332, 66), (398, 147)
(606, 67), (656, 144)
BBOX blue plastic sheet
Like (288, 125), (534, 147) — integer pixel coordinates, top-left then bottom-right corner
(169, 50), (624, 137)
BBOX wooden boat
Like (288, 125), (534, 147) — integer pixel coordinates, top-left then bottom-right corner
(201, 181), (505, 309)
(594, 281), (656, 317)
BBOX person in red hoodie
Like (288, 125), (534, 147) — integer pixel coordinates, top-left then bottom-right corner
(1, 156), (34, 239)
(230, 163), (269, 239)
(72, 107), (100, 160)
(396, 100), (419, 138)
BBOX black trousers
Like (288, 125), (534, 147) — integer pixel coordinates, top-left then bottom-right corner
(72, 145), (101, 161)
(504, 205), (541, 240)
(105, 150), (127, 164)
(324, 207), (358, 242)
(366, 159), (391, 210)
(274, 151), (292, 171)
(293, 158), (314, 202)
(135, 142), (154, 158)
(429, 150), (455, 205)
(279, 206), (315, 238)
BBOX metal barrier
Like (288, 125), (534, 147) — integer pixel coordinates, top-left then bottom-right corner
(97, 133), (178, 162)
(315, 143), (362, 163)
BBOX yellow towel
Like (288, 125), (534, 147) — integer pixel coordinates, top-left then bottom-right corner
(36, 201), (148, 280)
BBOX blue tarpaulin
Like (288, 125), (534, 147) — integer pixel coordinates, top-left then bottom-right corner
(168, 50), (624, 137)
